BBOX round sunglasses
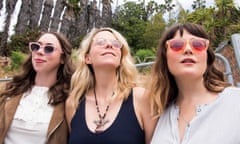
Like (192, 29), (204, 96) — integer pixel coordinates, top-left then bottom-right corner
(29, 42), (57, 54)
(166, 38), (209, 53)
(93, 38), (123, 49)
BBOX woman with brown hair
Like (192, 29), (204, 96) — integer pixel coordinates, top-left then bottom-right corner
(149, 23), (240, 143)
(0, 32), (75, 144)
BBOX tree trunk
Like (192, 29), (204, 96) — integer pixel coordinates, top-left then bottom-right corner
(101, 0), (112, 27)
(60, 8), (73, 38)
(88, 0), (98, 30)
(95, 9), (101, 28)
(76, 0), (88, 35)
(50, 0), (65, 32)
(0, 0), (3, 10)
(0, 0), (116, 55)
(61, 0), (88, 44)
(39, 0), (53, 32)
(15, 0), (30, 34)
(29, 0), (43, 29)
(0, 0), (18, 56)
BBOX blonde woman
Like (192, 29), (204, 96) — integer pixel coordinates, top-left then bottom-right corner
(66, 27), (156, 144)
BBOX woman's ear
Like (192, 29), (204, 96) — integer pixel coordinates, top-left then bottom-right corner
(60, 55), (64, 64)
(85, 54), (91, 64)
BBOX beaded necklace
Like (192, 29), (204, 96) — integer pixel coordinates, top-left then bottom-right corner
(93, 88), (114, 133)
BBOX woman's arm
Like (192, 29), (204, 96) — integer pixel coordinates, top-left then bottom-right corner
(133, 87), (158, 144)
(65, 97), (76, 132)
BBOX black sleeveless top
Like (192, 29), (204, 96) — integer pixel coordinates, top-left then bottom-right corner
(69, 90), (145, 144)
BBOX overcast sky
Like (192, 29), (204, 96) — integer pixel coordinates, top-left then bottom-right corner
(114, 0), (239, 11)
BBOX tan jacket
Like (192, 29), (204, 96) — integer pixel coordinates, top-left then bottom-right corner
(0, 94), (68, 144)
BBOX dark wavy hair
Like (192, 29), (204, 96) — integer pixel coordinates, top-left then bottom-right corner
(149, 23), (230, 117)
(0, 32), (75, 105)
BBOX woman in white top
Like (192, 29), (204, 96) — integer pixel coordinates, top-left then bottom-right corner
(0, 32), (75, 144)
(149, 23), (240, 144)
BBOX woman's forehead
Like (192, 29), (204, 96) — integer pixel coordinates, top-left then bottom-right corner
(173, 29), (201, 39)
(94, 31), (116, 39)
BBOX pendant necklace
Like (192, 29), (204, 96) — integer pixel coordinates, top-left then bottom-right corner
(93, 88), (114, 133)
(179, 109), (190, 127)
(179, 113), (190, 127)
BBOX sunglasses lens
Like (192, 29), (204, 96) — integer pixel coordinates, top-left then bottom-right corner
(30, 43), (40, 52)
(94, 38), (122, 49)
(112, 40), (122, 49)
(95, 38), (106, 46)
(191, 39), (206, 51)
(44, 46), (54, 53)
(29, 42), (55, 54)
(169, 40), (184, 51)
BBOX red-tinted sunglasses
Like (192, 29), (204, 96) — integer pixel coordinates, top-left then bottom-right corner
(29, 42), (56, 54)
(166, 38), (209, 53)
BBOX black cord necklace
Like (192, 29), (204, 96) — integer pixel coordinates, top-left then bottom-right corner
(93, 87), (114, 133)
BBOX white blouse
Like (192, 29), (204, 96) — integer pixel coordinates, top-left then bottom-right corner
(4, 86), (54, 144)
(151, 87), (240, 144)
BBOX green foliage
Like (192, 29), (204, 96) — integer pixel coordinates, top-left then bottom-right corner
(143, 13), (166, 49)
(10, 51), (27, 71)
(72, 35), (84, 49)
(135, 49), (155, 63)
(7, 29), (41, 54)
(178, 0), (240, 48)
(2, 0), (240, 77)
(71, 49), (78, 64)
(113, 2), (147, 53)
(180, 8), (220, 47)
(212, 0), (240, 46)
(65, 0), (82, 16)
(113, 1), (163, 54)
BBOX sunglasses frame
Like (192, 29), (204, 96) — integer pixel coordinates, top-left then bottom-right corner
(166, 38), (209, 53)
(93, 38), (123, 49)
(29, 42), (57, 54)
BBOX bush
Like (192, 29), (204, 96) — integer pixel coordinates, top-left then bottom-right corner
(10, 51), (27, 71)
(7, 29), (41, 54)
(135, 49), (155, 63)
(135, 48), (155, 74)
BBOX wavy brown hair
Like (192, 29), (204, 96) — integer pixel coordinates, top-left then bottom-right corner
(149, 23), (230, 117)
(0, 32), (75, 105)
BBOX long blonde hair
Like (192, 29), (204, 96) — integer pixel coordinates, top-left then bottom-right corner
(69, 27), (138, 109)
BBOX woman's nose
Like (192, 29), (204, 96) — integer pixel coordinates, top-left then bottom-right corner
(183, 43), (193, 54)
(105, 40), (113, 48)
(36, 47), (45, 55)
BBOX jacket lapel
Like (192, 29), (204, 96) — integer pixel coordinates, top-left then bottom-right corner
(4, 95), (22, 132)
(47, 102), (65, 138)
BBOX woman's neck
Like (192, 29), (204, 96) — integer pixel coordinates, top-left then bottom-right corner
(34, 72), (57, 87)
(175, 77), (215, 105)
(93, 69), (117, 100)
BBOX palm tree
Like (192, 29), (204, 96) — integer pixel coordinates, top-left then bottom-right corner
(214, 0), (240, 43)
(39, 0), (54, 32)
(101, 0), (113, 27)
(0, 0), (3, 10)
(0, 0), (18, 56)
(29, 0), (44, 30)
(192, 0), (206, 9)
(50, 0), (65, 32)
